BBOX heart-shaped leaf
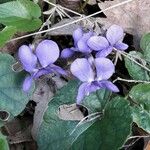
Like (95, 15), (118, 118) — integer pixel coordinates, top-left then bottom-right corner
(125, 51), (149, 80)
(129, 83), (150, 133)
(0, 53), (34, 126)
(37, 80), (83, 150)
(132, 106), (150, 133)
(37, 80), (131, 150)
(71, 96), (132, 150)
(140, 33), (150, 60)
(129, 84), (150, 111)
(0, 0), (42, 32)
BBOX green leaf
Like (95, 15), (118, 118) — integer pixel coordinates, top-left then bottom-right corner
(140, 33), (150, 60)
(0, 0), (14, 4)
(37, 81), (132, 150)
(129, 83), (150, 133)
(129, 83), (150, 111)
(0, 26), (16, 47)
(131, 107), (150, 133)
(71, 97), (132, 150)
(83, 89), (112, 113)
(37, 80), (79, 150)
(0, 132), (9, 150)
(37, 80), (105, 150)
(0, 0), (42, 31)
(125, 51), (149, 80)
(0, 53), (34, 126)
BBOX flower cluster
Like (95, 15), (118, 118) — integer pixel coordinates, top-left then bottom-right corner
(61, 24), (128, 103)
(61, 25), (128, 58)
(18, 40), (66, 92)
(18, 24), (128, 104)
(61, 28), (94, 58)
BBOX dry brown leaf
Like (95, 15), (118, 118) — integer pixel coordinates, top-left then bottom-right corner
(87, 0), (97, 5)
(58, 0), (81, 12)
(4, 118), (22, 136)
(31, 76), (67, 139)
(10, 144), (24, 150)
(48, 17), (104, 36)
(8, 126), (32, 144)
(2, 117), (36, 150)
(144, 137), (150, 150)
(145, 141), (150, 150)
(98, 0), (150, 46)
(48, 17), (80, 36)
(58, 103), (84, 121)
(31, 77), (53, 139)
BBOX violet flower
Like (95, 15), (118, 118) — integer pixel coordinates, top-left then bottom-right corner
(18, 45), (38, 92)
(61, 28), (94, 58)
(34, 40), (66, 77)
(18, 45), (38, 73)
(87, 25), (128, 57)
(70, 57), (119, 104)
(18, 40), (66, 92)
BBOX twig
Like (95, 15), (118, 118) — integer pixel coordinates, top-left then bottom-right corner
(113, 77), (150, 84)
(118, 50), (150, 72)
(128, 135), (150, 140)
(122, 50), (147, 64)
(70, 112), (102, 135)
(39, 7), (56, 31)
(57, 7), (72, 19)
(44, 0), (83, 17)
(9, 0), (133, 42)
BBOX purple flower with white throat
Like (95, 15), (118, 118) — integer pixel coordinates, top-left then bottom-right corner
(87, 25), (128, 57)
(61, 27), (94, 58)
(18, 40), (66, 92)
(70, 57), (119, 104)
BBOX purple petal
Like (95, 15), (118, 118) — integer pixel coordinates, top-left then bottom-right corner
(73, 27), (83, 45)
(34, 68), (52, 78)
(70, 58), (94, 82)
(50, 64), (67, 76)
(114, 42), (128, 50)
(99, 81), (119, 92)
(96, 46), (113, 57)
(77, 39), (90, 53)
(106, 25), (124, 45)
(18, 45), (37, 72)
(61, 48), (75, 58)
(23, 76), (33, 92)
(70, 47), (78, 52)
(77, 31), (93, 53)
(77, 82), (101, 104)
(76, 82), (89, 104)
(87, 82), (101, 93)
(87, 36), (109, 51)
(35, 40), (59, 68)
(95, 58), (115, 80)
